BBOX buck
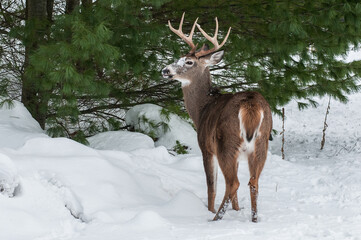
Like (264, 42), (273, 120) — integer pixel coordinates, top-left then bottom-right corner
(162, 13), (272, 222)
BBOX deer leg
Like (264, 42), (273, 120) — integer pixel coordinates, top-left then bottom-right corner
(231, 162), (240, 211)
(248, 174), (259, 223)
(232, 193), (240, 211)
(203, 153), (217, 213)
(248, 139), (268, 223)
(213, 157), (239, 221)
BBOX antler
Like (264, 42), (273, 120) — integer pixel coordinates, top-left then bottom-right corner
(195, 17), (231, 58)
(168, 12), (199, 53)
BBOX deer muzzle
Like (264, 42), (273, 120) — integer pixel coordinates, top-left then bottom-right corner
(161, 67), (174, 79)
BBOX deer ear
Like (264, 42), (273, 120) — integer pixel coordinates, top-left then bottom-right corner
(201, 50), (224, 66)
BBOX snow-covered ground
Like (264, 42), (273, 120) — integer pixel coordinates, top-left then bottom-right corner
(0, 91), (361, 240)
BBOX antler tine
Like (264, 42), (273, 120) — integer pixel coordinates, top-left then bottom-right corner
(179, 12), (185, 31)
(168, 12), (198, 50)
(219, 26), (231, 48)
(189, 17), (199, 39)
(195, 17), (231, 58)
(196, 22), (218, 49)
(214, 17), (218, 42)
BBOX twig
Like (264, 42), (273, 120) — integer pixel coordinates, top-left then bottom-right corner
(281, 108), (285, 160)
(327, 141), (358, 157)
(320, 96), (331, 150)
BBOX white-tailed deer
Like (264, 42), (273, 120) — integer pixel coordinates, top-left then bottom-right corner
(162, 13), (272, 222)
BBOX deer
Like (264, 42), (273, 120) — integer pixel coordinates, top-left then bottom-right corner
(162, 13), (272, 222)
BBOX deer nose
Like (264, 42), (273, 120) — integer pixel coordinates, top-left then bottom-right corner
(162, 68), (170, 75)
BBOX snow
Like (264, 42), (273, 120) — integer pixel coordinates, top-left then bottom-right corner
(88, 130), (155, 151)
(0, 153), (19, 197)
(125, 103), (200, 154)
(0, 92), (361, 239)
(0, 100), (47, 148)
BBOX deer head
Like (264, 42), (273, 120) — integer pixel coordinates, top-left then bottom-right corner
(162, 13), (231, 87)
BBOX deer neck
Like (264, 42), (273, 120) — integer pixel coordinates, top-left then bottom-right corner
(182, 69), (213, 129)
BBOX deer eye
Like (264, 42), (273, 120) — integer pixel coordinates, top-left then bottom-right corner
(186, 61), (193, 65)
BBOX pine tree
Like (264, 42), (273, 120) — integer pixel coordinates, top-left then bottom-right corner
(1, 0), (361, 143)
(157, 1), (361, 113)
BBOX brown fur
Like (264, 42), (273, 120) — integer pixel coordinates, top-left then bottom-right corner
(241, 100), (262, 142)
(164, 14), (272, 222)
(164, 54), (272, 222)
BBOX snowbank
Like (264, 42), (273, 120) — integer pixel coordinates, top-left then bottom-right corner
(0, 94), (361, 240)
(0, 100), (47, 149)
(87, 130), (154, 151)
(125, 104), (200, 154)
(0, 153), (19, 197)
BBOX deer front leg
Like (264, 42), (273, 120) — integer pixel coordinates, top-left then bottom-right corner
(213, 176), (239, 221)
(231, 162), (240, 211)
(213, 155), (239, 221)
(203, 153), (217, 213)
(232, 193), (240, 211)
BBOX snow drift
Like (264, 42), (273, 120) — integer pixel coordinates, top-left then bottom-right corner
(0, 95), (361, 239)
(125, 104), (200, 154)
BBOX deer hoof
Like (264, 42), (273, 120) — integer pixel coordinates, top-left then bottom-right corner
(213, 214), (222, 221)
(232, 200), (240, 211)
(232, 205), (240, 211)
(208, 207), (216, 213)
(251, 212), (258, 223)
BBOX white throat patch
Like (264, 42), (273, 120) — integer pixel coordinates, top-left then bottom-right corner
(176, 77), (191, 87)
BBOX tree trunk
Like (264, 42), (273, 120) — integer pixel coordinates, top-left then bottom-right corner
(22, 0), (51, 129)
(66, 0), (80, 14)
(82, 0), (92, 8)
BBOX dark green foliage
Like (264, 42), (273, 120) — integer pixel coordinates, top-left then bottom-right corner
(164, 1), (361, 114)
(134, 114), (170, 141)
(1, 0), (361, 143)
(0, 98), (14, 109)
(173, 140), (189, 155)
(26, 11), (120, 137)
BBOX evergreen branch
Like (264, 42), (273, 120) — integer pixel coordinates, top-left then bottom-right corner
(95, 111), (125, 121)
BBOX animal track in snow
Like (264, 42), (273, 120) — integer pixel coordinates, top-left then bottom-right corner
(37, 171), (89, 223)
(0, 153), (20, 197)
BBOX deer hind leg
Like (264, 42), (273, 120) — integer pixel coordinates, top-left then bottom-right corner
(213, 155), (239, 221)
(248, 138), (268, 223)
(203, 152), (218, 213)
